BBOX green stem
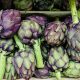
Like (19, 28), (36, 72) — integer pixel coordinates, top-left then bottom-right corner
(14, 35), (25, 51)
(69, 0), (79, 24)
(33, 39), (44, 68)
(55, 71), (61, 80)
(0, 51), (6, 80)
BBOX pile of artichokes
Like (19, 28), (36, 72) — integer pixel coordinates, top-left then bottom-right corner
(0, 0), (80, 80)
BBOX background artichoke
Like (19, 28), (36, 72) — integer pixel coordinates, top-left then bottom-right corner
(0, 9), (21, 38)
(14, 0), (33, 10)
(0, 38), (14, 52)
(33, 0), (54, 11)
(67, 48), (80, 62)
(63, 61), (80, 78)
(34, 66), (49, 79)
(26, 15), (47, 28)
(44, 21), (67, 46)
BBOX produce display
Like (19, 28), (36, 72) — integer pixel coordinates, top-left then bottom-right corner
(0, 0), (80, 80)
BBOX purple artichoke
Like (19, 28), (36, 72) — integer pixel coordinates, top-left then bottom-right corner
(44, 21), (67, 46)
(0, 9), (21, 38)
(26, 15), (47, 28)
(67, 23), (80, 51)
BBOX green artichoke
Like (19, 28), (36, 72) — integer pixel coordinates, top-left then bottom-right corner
(18, 20), (44, 68)
(14, 0), (33, 10)
(44, 21), (67, 46)
(47, 46), (69, 79)
(63, 61), (80, 78)
(67, 48), (80, 62)
(13, 35), (36, 80)
(5, 56), (17, 80)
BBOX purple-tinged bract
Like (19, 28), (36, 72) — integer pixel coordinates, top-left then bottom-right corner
(44, 21), (67, 46)
(0, 9), (21, 38)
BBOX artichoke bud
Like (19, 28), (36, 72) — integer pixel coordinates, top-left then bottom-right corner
(63, 61), (80, 78)
(0, 9), (21, 38)
(18, 20), (42, 44)
(48, 46), (69, 71)
(44, 21), (67, 46)
(12, 46), (36, 79)
(0, 39), (14, 52)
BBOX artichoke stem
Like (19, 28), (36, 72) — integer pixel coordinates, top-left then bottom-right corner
(33, 39), (44, 68)
(55, 71), (61, 80)
(14, 35), (25, 51)
(0, 51), (6, 80)
(69, 0), (79, 24)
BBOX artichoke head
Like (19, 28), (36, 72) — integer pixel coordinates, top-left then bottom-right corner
(13, 47), (36, 79)
(48, 46), (69, 71)
(18, 20), (42, 44)
(44, 21), (67, 46)
(63, 61), (80, 78)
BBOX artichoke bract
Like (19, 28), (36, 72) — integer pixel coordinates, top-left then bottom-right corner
(0, 9), (21, 38)
(63, 61), (80, 78)
(44, 21), (67, 46)
(26, 15), (47, 28)
(14, 0), (32, 10)
(0, 39), (14, 52)
(47, 46), (69, 79)
(67, 48), (80, 62)
(33, 0), (54, 11)
(18, 20), (44, 68)
(34, 66), (49, 79)
(5, 56), (16, 80)
(13, 35), (35, 80)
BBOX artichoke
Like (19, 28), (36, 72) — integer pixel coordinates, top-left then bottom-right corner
(18, 20), (42, 44)
(67, 0), (80, 51)
(5, 56), (17, 80)
(33, 0), (54, 11)
(67, 24), (80, 51)
(47, 46), (69, 79)
(13, 35), (36, 80)
(18, 20), (44, 68)
(0, 38), (15, 80)
(0, 38), (14, 52)
(0, 9), (21, 38)
(14, 0), (33, 10)
(63, 61), (80, 78)
(26, 15), (47, 28)
(34, 66), (49, 79)
(67, 48), (80, 62)
(44, 21), (67, 46)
